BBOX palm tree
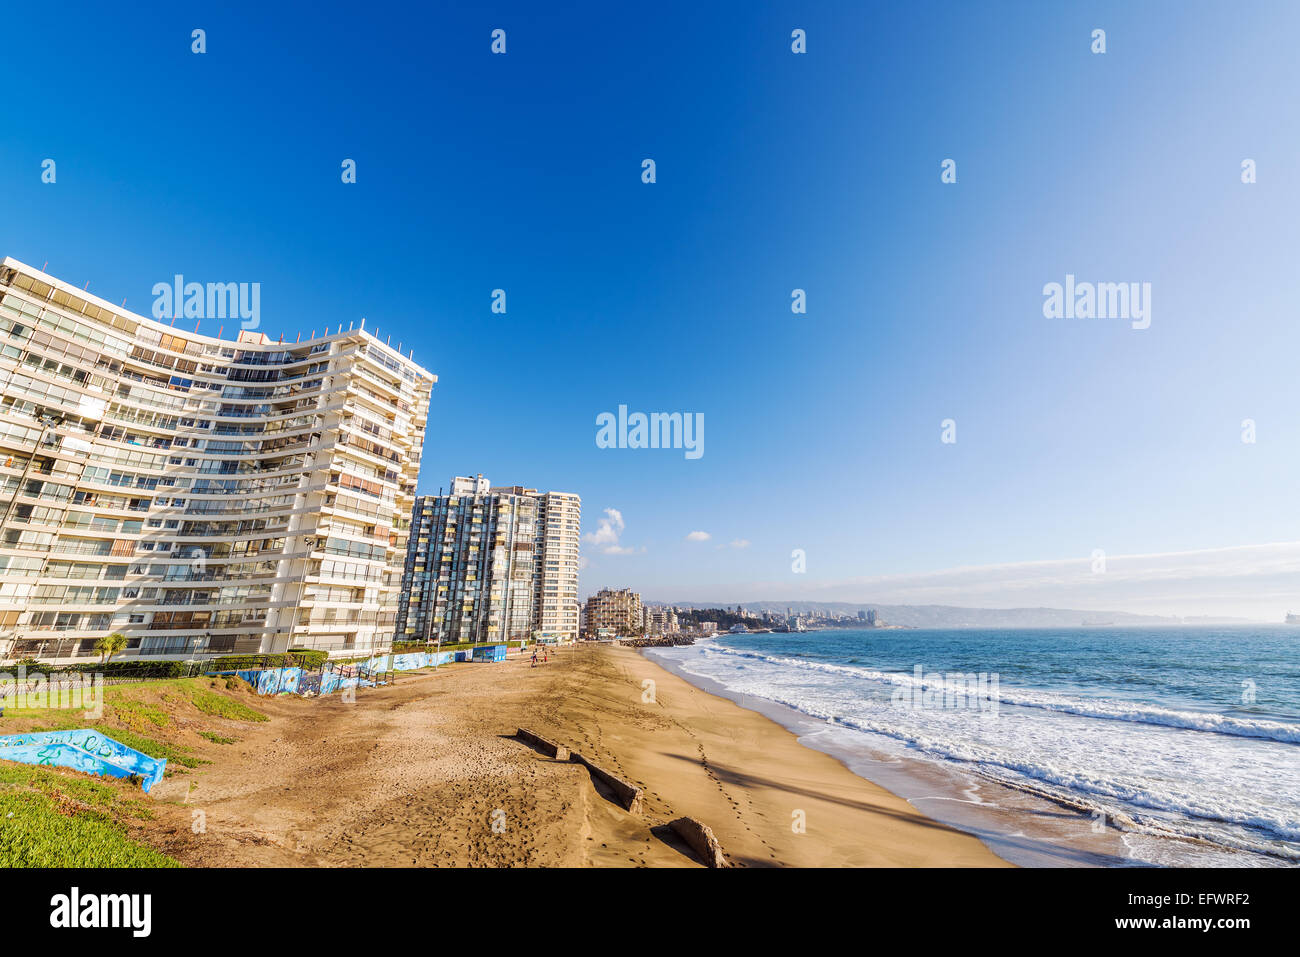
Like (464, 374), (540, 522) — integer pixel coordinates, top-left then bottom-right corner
(94, 631), (128, 665)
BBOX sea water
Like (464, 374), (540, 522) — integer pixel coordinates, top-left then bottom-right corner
(647, 626), (1300, 867)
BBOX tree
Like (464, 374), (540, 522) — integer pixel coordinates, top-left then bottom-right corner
(94, 632), (128, 664)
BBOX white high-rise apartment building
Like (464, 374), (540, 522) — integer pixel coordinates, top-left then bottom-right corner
(0, 258), (435, 662)
(533, 490), (582, 640)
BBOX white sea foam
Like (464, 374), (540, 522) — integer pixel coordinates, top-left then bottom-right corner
(663, 639), (1300, 864)
(698, 643), (1300, 744)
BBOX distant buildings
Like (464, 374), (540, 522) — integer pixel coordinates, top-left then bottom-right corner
(583, 587), (642, 638)
(643, 605), (679, 636)
(395, 475), (581, 645)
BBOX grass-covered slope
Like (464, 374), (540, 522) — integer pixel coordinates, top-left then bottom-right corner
(0, 675), (267, 866)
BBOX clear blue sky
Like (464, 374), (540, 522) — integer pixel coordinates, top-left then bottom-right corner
(3, 1), (1299, 615)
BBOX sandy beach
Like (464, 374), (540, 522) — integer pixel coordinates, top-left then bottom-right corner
(132, 643), (1008, 867)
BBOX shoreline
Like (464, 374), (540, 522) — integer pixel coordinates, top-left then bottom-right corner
(643, 643), (1132, 867)
(642, 639), (1289, 868)
(542, 642), (1012, 866)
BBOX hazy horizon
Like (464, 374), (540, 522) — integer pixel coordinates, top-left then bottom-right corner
(586, 540), (1300, 622)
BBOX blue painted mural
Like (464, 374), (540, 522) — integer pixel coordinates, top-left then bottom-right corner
(218, 650), (465, 697)
(0, 728), (167, 792)
(234, 667), (304, 695)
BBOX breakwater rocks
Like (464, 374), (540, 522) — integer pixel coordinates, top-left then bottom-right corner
(623, 636), (697, 648)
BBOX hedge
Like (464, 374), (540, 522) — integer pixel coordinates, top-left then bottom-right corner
(391, 640), (526, 654)
(7, 660), (193, 678)
(92, 660), (191, 678)
(209, 649), (329, 672)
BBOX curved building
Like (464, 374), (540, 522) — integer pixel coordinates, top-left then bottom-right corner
(0, 258), (435, 662)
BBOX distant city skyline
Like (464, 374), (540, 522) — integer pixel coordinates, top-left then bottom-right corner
(595, 541), (1300, 622)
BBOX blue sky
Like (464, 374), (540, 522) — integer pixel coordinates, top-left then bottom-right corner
(3, 1), (1299, 616)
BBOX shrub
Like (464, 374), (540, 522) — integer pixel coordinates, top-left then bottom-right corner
(94, 660), (189, 678)
(210, 650), (328, 672)
(286, 648), (329, 669)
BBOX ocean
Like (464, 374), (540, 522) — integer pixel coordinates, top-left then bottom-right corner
(645, 626), (1300, 867)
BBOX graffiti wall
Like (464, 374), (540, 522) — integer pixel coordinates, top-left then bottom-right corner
(0, 728), (167, 793)
(223, 650), (465, 697)
(235, 667), (305, 695)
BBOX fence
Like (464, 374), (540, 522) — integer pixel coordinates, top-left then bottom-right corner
(226, 650), (463, 697)
(0, 641), (516, 687)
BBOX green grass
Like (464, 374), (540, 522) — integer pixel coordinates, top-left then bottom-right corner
(0, 765), (179, 867)
(0, 675), (272, 867)
(178, 685), (267, 723)
(0, 676), (267, 777)
(4, 676), (266, 732)
(0, 763), (146, 814)
(108, 727), (206, 770)
(111, 698), (171, 729)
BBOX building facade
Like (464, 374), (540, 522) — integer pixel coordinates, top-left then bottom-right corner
(582, 587), (643, 638)
(396, 476), (581, 644)
(532, 489), (582, 640)
(643, 606), (678, 635)
(0, 258), (435, 662)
